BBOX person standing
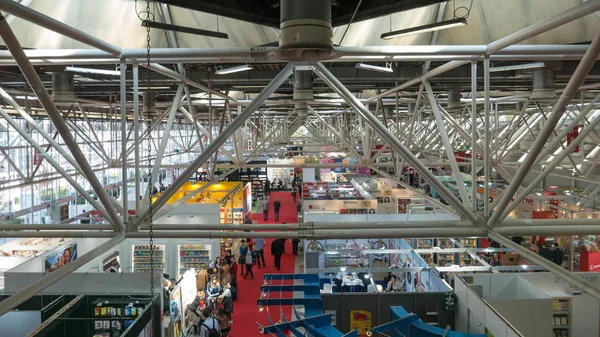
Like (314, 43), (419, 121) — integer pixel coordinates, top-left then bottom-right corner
(199, 307), (220, 337)
(271, 238), (286, 271)
(265, 179), (271, 196)
(273, 198), (282, 221)
(292, 237), (300, 255)
(244, 245), (254, 279)
(552, 242), (565, 267)
(262, 197), (270, 221)
(254, 237), (267, 268)
(291, 186), (299, 202)
(238, 240), (248, 276)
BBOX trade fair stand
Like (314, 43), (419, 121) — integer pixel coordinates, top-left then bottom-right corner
(455, 272), (600, 337)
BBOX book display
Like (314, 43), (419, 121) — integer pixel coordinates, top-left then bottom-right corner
(132, 244), (165, 273)
(437, 239), (455, 266)
(461, 238), (478, 266)
(239, 166), (267, 201)
(417, 239), (434, 264)
(552, 298), (571, 337)
(92, 297), (149, 337)
(0, 238), (64, 258)
(102, 250), (121, 273)
(178, 244), (211, 273)
(324, 241), (369, 268)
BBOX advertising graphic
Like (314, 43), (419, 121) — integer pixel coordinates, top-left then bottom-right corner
(44, 244), (77, 272)
(349, 310), (372, 337)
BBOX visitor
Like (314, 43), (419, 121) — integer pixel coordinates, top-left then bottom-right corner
(296, 200), (302, 214)
(199, 307), (220, 337)
(489, 253), (502, 266)
(206, 274), (221, 310)
(217, 281), (234, 324)
(552, 242), (565, 267)
(223, 249), (233, 266)
(238, 240), (248, 276)
(244, 244), (254, 279)
(539, 242), (553, 261)
(262, 197), (270, 221)
(273, 198), (281, 221)
(216, 307), (231, 337)
(265, 179), (271, 196)
(292, 236), (300, 255)
(278, 179), (283, 191)
(271, 236), (286, 271)
(386, 274), (401, 292)
(254, 237), (267, 268)
(291, 186), (298, 202)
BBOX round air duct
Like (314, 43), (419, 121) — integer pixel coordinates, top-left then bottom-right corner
(51, 72), (75, 103)
(447, 86), (462, 111)
(270, 0), (342, 61)
(531, 69), (557, 100)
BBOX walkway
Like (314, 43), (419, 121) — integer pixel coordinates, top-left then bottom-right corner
(232, 192), (298, 337)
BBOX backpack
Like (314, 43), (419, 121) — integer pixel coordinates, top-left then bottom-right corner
(202, 319), (221, 337)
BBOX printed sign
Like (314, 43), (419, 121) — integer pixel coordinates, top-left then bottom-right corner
(349, 310), (372, 337)
(44, 244), (77, 272)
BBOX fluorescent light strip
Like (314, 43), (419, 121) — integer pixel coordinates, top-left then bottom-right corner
(215, 65), (253, 75)
(355, 63), (393, 73)
(380, 18), (466, 40)
(142, 20), (228, 39)
(64, 66), (120, 76)
(489, 62), (545, 72)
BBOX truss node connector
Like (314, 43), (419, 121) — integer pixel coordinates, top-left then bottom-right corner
(472, 216), (487, 228)
(126, 218), (140, 233)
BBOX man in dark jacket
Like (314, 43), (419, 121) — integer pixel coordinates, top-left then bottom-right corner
(271, 238), (286, 271)
(273, 198), (282, 221)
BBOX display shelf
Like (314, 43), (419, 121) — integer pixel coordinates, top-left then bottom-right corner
(132, 245), (165, 273)
(552, 298), (571, 337)
(92, 297), (149, 336)
(178, 244), (211, 272)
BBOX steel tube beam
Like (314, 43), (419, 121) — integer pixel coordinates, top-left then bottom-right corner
(424, 81), (471, 208)
(484, 58), (491, 216)
(0, 234), (125, 316)
(120, 60), (128, 223)
(134, 63), (294, 224)
(0, 0), (121, 55)
(488, 232), (600, 301)
(471, 61), (478, 211)
(488, 28), (600, 227)
(133, 64), (141, 213)
(487, 0), (600, 54)
(0, 16), (123, 231)
(313, 62), (478, 223)
(500, 100), (600, 219)
(0, 224), (113, 231)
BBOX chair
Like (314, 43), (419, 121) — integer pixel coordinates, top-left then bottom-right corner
(323, 283), (333, 293)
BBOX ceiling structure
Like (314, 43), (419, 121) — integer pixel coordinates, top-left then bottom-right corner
(1, 0), (600, 314)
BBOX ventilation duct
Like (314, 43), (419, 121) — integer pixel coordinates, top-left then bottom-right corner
(142, 91), (157, 118)
(270, 0), (342, 61)
(51, 72), (75, 103)
(531, 69), (557, 100)
(447, 86), (462, 111)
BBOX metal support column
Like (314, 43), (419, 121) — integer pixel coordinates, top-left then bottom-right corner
(471, 62), (478, 212)
(120, 60), (128, 222)
(133, 64), (141, 215)
(483, 58), (491, 217)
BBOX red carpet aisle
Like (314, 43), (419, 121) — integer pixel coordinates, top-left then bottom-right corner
(232, 192), (298, 337)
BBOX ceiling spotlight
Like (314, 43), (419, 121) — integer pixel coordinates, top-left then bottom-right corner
(141, 20), (228, 39)
(215, 65), (253, 75)
(381, 18), (467, 40)
(489, 62), (545, 72)
(64, 66), (120, 76)
(355, 62), (393, 73)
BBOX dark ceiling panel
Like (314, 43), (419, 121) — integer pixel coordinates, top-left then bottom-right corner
(154, 0), (449, 28)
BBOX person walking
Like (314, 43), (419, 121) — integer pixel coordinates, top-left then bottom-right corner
(291, 186), (299, 202)
(262, 197), (270, 221)
(238, 240), (248, 276)
(273, 198), (282, 221)
(244, 245), (254, 279)
(552, 242), (565, 267)
(265, 179), (271, 196)
(271, 237), (286, 271)
(292, 237), (300, 255)
(254, 237), (267, 267)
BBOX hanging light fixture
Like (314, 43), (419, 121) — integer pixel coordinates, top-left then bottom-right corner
(355, 62), (393, 73)
(489, 62), (546, 72)
(141, 20), (228, 39)
(380, 17), (467, 40)
(215, 64), (253, 75)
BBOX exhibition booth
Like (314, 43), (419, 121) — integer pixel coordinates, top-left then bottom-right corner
(455, 272), (600, 337)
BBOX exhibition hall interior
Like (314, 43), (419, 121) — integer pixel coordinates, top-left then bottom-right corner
(1, 0), (600, 336)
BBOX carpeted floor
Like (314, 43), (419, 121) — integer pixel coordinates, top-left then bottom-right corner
(231, 192), (298, 337)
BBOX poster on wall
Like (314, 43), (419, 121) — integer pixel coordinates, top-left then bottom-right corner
(349, 310), (372, 337)
(397, 199), (411, 214)
(243, 183), (252, 216)
(169, 285), (184, 337)
(44, 244), (77, 272)
(102, 250), (121, 273)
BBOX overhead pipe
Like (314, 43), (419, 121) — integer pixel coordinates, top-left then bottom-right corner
(0, 224), (113, 231)
(488, 232), (600, 301)
(488, 28), (600, 227)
